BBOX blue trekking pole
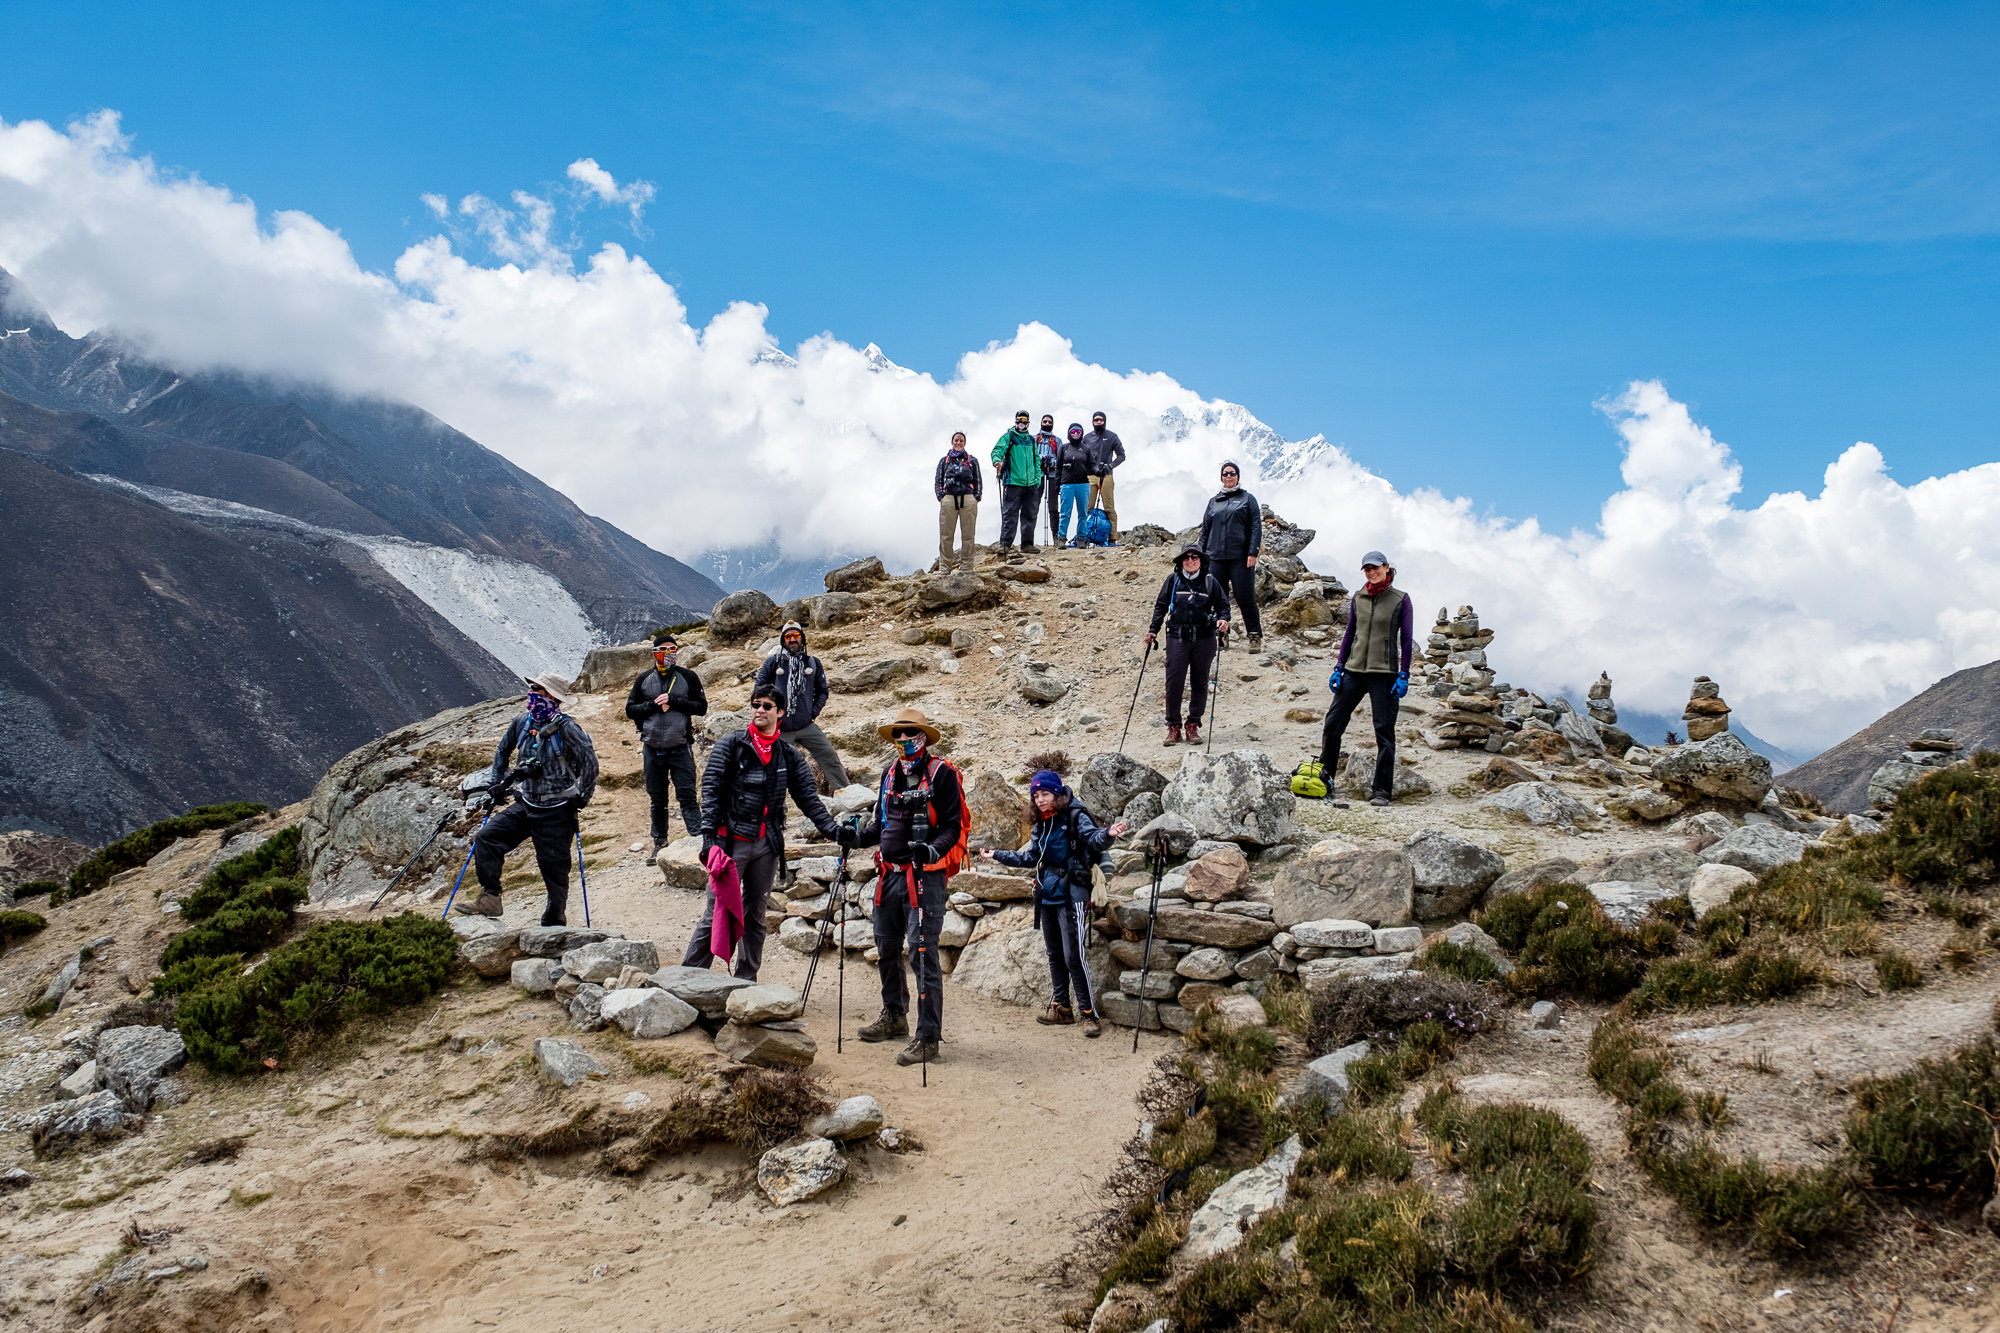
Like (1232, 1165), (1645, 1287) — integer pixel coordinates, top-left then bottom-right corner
(439, 812), (489, 920)
(575, 827), (592, 927)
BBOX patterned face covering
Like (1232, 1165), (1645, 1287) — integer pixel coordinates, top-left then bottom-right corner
(897, 735), (924, 758)
(527, 691), (560, 725)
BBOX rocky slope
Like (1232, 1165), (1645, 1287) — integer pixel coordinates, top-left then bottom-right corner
(1785, 658), (2000, 812)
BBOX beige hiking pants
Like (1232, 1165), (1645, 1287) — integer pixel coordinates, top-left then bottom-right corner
(939, 495), (978, 572)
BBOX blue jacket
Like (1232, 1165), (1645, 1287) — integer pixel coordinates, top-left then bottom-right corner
(989, 790), (1114, 917)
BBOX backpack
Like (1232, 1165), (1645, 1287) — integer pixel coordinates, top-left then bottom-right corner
(941, 453), (978, 497)
(1290, 760), (1329, 800)
(1081, 507), (1112, 546)
(873, 758), (972, 893)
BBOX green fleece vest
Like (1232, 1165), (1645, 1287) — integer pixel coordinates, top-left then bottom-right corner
(1347, 586), (1409, 674)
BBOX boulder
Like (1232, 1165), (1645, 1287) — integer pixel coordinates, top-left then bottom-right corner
(951, 870), (1034, 902)
(726, 984), (805, 1024)
(1182, 1135), (1304, 1262)
(1699, 825), (1806, 875)
(1478, 782), (1594, 828)
(518, 926), (619, 958)
(715, 1021), (817, 1068)
(1133, 812), (1198, 857)
(1653, 732), (1773, 806)
(1488, 857), (1579, 899)
(1122, 791), (1164, 828)
(1290, 919), (1374, 949)
(1333, 753), (1433, 803)
(559, 939), (661, 983)
(600, 988), (699, 1038)
(572, 641), (656, 694)
(778, 917), (827, 954)
(758, 1137), (847, 1205)
(824, 556), (887, 592)
(1530, 1001), (1560, 1029)
(916, 571), (987, 610)
(533, 1038), (605, 1087)
(1075, 754), (1170, 824)
(1098, 992), (1163, 1029)
(1421, 922), (1514, 975)
(996, 562), (1052, 584)
(812, 1095), (885, 1141)
(1175, 947), (1242, 981)
(1299, 954), (1419, 987)
(456, 926), (525, 978)
(709, 589), (781, 644)
(1470, 756), (1541, 790)
(1018, 666), (1070, 704)
(29, 1090), (138, 1150)
(1403, 830), (1505, 918)
(1163, 749), (1296, 846)
(1212, 994), (1268, 1030)
(1271, 849), (1415, 929)
(967, 770), (1032, 852)
(1588, 882), (1681, 929)
(954, 925), (1073, 1008)
(1689, 863), (1756, 919)
(1183, 846), (1250, 902)
(1121, 905), (1278, 949)
(95, 1026), (187, 1111)
(37, 956), (81, 1011)
(939, 910), (975, 949)
(1868, 756), (1951, 809)
(568, 983), (608, 1031)
(57, 1061), (99, 1100)
(1285, 1042), (1370, 1114)
(1553, 705), (1607, 758)
(648, 965), (755, 1016)
(511, 958), (558, 992)
(1607, 788), (1685, 822)
(830, 657), (922, 694)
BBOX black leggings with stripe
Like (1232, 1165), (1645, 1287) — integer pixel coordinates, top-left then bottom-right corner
(1039, 898), (1097, 1014)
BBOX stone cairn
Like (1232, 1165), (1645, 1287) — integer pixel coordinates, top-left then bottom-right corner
(1682, 676), (1731, 741)
(1587, 672), (1616, 726)
(1416, 606), (1510, 753)
(1868, 728), (1967, 810)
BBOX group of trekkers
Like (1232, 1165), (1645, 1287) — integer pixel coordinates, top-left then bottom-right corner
(936, 410), (1126, 572)
(454, 445), (1416, 1066)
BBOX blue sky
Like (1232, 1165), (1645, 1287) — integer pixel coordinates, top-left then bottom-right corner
(8, 0), (1998, 530)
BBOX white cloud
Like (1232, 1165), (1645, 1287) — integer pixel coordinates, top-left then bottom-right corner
(565, 157), (655, 229)
(0, 111), (1994, 752)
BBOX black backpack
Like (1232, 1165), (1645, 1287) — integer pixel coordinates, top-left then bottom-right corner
(941, 453), (978, 497)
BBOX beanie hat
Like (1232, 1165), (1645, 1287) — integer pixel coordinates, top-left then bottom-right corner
(1068, 423), (1084, 438)
(1029, 769), (1064, 796)
(652, 631), (677, 647)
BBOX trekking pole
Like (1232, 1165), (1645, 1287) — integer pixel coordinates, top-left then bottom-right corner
(373, 810), (452, 910)
(438, 811), (491, 920)
(575, 826), (592, 927)
(1133, 830), (1170, 1054)
(801, 835), (850, 1006)
(913, 873), (929, 1088)
(1116, 639), (1154, 756)
(1207, 630), (1228, 755)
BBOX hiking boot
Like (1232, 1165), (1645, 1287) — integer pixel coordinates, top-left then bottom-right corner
(1184, 721), (1201, 745)
(1165, 724), (1182, 745)
(1247, 634), (1263, 652)
(1021, 544), (1039, 555)
(1369, 793), (1392, 807)
(1082, 1013), (1102, 1038)
(452, 892), (503, 918)
(895, 1038), (941, 1067)
(1037, 1003), (1075, 1026)
(857, 1009), (909, 1043)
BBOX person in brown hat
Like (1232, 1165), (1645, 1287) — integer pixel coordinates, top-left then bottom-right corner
(458, 674), (599, 924)
(836, 706), (967, 1068)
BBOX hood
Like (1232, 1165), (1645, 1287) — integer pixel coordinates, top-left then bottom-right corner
(779, 620), (809, 652)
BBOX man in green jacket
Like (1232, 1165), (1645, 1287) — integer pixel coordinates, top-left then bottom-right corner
(992, 410), (1044, 555)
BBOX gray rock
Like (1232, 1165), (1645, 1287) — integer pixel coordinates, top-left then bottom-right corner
(57, 1060), (99, 1099)
(1018, 666), (1070, 704)
(1298, 954), (1418, 986)
(808, 591), (865, 630)
(1175, 947), (1241, 981)
(917, 571), (987, 609)
(953, 922), (1076, 1008)
(1183, 1134), (1304, 1262)
(456, 926), (526, 978)
(1120, 968), (1184, 1000)
(1271, 849), (1415, 929)
(1215, 900), (1274, 920)
(757, 1136), (847, 1205)
(1285, 1042), (1370, 1114)
(1289, 919), (1373, 949)
(1373, 926), (1423, 954)
(30, 1089), (137, 1149)
(833, 657), (924, 694)
(1588, 882), (1681, 929)
(1403, 830), (1505, 918)
(1158, 1003), (1197, 1033)
(811, 1095), (885, 1141)
(518, 926), (618, 958)
(599, 988), (699, 1038)
(1700, 825), (1806, 875)
(727, 984), (805, 1024)
(1689, 863), (1756, 918)
(1133, 811), (1199, 856)
(533, 1038), (606, 1087)
(560, 938), (661, 982)
(1184, 838), (1239, 863)
(778, 916), (829, 954)
(1121, 791), (1164, 828)
(1075, 754), (1169, 825)
(1598, 846), (1702, 893)
(1234, 947), (1279, 981)
(95, 1026), (187, 1111)
(715, 1020), (817, 1068)
(1607, 788), (1684, 822)
(568, 983), (609, 1031)
(824, 555), (887, 592)
(1109, 937), (1191, 967)
(1098, 992), (1162, 1030)
(1488, 857), (1580, 899)
(709, 589), (781, 643)
(1163, 749), (1296, 846)
(510, 957), (558, 992)
(1554, 707), (1607, 758)
(1653, 732), (1774, 805)
(1868, 756), (1951, 809)
(1111, 904), (1277, 948)
(1529, 1001), (1559, 1029)
(1422, 922), (1514, 975)
(1479, 782), (1594, 828)
(37, 955), (81, 1011)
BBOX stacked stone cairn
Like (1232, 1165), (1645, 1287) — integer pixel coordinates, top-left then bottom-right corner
(1682, 676), (1731, 741)
(1417, 606), (1512, 754)
(1868, 728), (1968, 811)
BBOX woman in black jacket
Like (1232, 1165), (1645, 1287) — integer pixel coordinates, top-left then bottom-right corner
(1054, 424), (1096, 547)
(1146, 545), (1231, 745)
(1198, 461), (1263, 652)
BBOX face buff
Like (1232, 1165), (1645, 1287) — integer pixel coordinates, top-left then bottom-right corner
(527, 691), (560, 726)
(897, 735), (924, 759)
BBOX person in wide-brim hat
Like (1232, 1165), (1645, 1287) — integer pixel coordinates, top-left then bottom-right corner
(876, 706), (942, 747)
(524, 672), (573, 703)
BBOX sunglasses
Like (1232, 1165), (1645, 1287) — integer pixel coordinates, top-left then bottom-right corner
(1221, 470), (1239, 477)
(749, 701), (780, 712)
(891, 727), (924, 739)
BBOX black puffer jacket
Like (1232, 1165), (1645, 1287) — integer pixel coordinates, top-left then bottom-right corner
(1199, 488), (1263, 559)
(699, 729), (839, 855)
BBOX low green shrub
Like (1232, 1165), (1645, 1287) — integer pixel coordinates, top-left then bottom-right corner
(0, 911), (47, 951)
(1307, 973), (1499, 1055)
(1849, 756), (2000, 887)
(11, 880), (57, 901)
(1875, 950), (1922, 991)
(180, 826), (301, 920)
(68, 802), (267, 895)
(152, 953), (244, 998)
(159, 826), (305, 971)
(176, 914), (455, 1073)
(1627, 950), (1820, 1017)
(1845, 1035), (2000, 1197)
(1476, 883), (1678, 1001)
(1419, 939), (1503, 984)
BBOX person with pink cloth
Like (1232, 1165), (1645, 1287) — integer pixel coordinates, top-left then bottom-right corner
(680, 682), (842, 980)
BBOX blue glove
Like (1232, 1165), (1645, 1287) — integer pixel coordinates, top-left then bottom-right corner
(1328, 669), (1344, 694)
(1391, 673), (1409, 699)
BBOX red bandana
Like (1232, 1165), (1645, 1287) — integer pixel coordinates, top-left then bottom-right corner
(748, 727), (777, 763)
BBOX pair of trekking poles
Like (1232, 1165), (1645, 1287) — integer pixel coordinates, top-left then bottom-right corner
(1118, 628), (1228, 756)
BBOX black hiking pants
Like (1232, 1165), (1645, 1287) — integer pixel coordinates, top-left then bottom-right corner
(473, 800), (576, 926)
(1319, 671), (1400, 798)
(999, 483), (1040, 549)
(872, 866), (948, 1042)
(643, 744), (701, 845)
(681, 842), (781, 980)
(1039, 898), (1097, 1014)
(1209, 557), (1262, 636)
(1164, 634), (1217, 727)
(1042, 476), (1061, 541)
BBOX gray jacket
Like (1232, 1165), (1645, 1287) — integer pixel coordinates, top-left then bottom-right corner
(492, 713), (600, 810)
